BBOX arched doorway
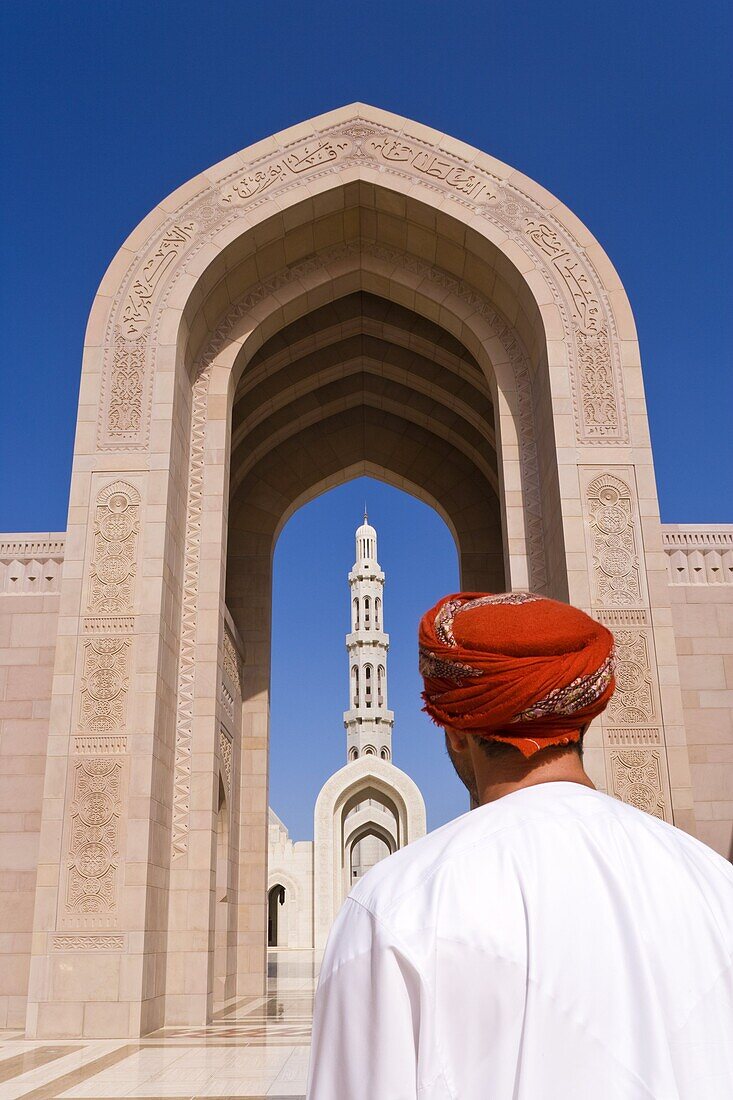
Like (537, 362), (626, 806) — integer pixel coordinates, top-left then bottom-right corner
(350, 831), (393, 884)
(314, 757), (426, 946)
(28, 104), (691, 1037)
(267, 884), (286, 948)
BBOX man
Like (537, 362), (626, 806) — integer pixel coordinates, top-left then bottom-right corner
(307, 592), (733, 1099)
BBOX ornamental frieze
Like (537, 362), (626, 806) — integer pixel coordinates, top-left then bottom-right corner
(97, 119), (627, 452)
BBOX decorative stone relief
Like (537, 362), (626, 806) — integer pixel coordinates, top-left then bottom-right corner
(88, 482), (140, 614)
(605, 629), (656, 727)
(0, 537), (65, 594)
(221, 682), (234, 723)
(98, 117), (626, 452)
(65, 757), (122, 915)
(73, 735), (128, 755)
(524, 219), (623, 442)
(83, 615), (135, 634)
(107, 339), (147, 438)
(223, 629), (242, 694)
(219, 729), (233, 795)
(52, 934), (126, 951)
(662, 526), (733, 585)
(221, 140), (353, 204)
(171, 363), (211, 860)
(120, 221), (197, 337)
(366, 135), (495, 201)
(585, 472), (643, 607)
(79, 638), (129, 733)
(609, 749), (667, 820)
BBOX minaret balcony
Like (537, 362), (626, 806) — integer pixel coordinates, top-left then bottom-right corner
(348, 568), (385, 583)
(342, 706), (395, 726)
(345, 630), (389, 648)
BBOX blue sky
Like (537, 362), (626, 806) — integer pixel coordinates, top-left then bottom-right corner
(270, 479), (467, 836)
(1, 1), (730, 832)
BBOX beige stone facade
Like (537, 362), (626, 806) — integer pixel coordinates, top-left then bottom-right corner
(0, 104), (731, 1037)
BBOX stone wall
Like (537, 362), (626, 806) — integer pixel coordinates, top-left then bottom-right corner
(664, 525), (733, 859)
(267, 810), (314, 949)
(0, 536), (64, 1027)
(1, 521), (731, 1029)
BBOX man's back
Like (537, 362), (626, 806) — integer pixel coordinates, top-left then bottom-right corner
(308, 782), (733, 1099)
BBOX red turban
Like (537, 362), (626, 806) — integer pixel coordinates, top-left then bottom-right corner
(419, 592), (615, 758)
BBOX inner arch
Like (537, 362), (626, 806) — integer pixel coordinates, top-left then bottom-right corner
(226, 290), (504, 653)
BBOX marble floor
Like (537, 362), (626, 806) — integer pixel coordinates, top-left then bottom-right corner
(0, 951), (317, 1099)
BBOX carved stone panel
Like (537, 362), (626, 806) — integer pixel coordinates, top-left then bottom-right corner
(609, 749), (667, 821)
(219, 729), (233, 795)
(87, 481), (140, 614)
(65, 757), (122, 916)
(79, 638), (129, 733)
(120, 221), (197, 338)
(583, 470), (644, 607)
(605, 629), (656, 727)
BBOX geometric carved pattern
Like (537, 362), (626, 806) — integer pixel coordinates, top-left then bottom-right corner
(219, 729), (233, 795)
(586, 473), (642, 606)
(88, 482), (140, 613)
(609, 748), (666, 820)
(79, 638), (129, 733)
(663, 526), (733, 586)
(52, 934), (126, 951)
(83, 616), (136, 634)
(606, 629), (656, 727)
(66, 757), (122, 914)
(223, 629), (241, 696)
(0, 537), (65, 594)
(171, 364), (211, 861)
(73, 735), (128, 755)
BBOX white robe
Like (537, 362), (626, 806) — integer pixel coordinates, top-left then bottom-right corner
(307, 781), (733, 1099)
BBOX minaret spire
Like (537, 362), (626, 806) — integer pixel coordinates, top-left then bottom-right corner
(343, 513), (394, 763)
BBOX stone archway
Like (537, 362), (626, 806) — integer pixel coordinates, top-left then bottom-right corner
(27, 104), (693, 1038)
(314, 757), (427, 948)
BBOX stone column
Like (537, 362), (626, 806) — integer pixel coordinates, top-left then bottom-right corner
(26, 471), (179, 1038)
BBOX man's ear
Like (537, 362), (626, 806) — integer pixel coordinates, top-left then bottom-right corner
(445, 725), (470, 753)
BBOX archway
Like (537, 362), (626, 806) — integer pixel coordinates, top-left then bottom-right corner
(314, 756), (426, 946)
(267, 884), (286, 948)
(28, 104), (691, 1038)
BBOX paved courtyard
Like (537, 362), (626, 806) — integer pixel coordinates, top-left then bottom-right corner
(0, 952), (316, 1099)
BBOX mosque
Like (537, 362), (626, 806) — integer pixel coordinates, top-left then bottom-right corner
(266, 513), (426, 951)
(0, 105), (731, 1040)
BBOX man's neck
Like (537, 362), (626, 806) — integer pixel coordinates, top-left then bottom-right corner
(468, 739), (596, 806)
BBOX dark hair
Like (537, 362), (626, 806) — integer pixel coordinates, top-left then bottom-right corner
(477, 733), (584, 762)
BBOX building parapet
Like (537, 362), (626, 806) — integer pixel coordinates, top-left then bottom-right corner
(661, 524), (733, 585)
(0, 532), (66, 594)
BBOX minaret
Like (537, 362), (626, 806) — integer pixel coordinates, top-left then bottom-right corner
(343, 512), (394, 762)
